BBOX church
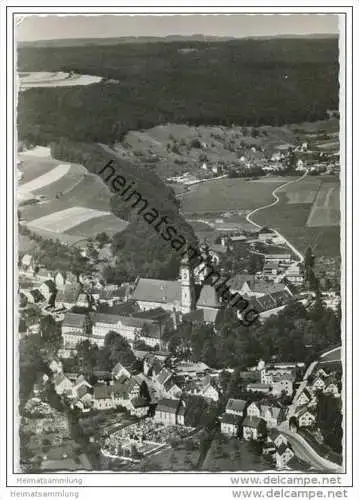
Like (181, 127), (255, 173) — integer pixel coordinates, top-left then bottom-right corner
(132, 251), (222, 324)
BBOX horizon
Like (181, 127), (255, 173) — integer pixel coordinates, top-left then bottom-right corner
(16, 14), (339, 43)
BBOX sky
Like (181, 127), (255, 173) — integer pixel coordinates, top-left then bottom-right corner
(16, 14), (339, 42)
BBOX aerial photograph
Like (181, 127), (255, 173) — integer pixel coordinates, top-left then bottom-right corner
(16, 14), (342, 473)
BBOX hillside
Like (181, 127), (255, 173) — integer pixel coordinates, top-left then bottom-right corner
(48, 139), (197, 280)
(17, 37), (338, 145)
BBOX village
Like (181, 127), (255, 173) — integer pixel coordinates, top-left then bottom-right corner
(18, 220), (342, 472)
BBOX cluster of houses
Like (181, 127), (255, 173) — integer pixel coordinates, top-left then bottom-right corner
(219, 396), (299, 468)
(50, 350), (221, 426)
(219, 360), (302, 440)
(289, 367), (341, 430)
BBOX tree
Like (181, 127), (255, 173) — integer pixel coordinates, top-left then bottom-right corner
(95, 232), (110, 248)
(40, 315), (61, 346)
(76, 340), (98, 378)
(316, 393), (343, 453)
(99, 331), (137, 372)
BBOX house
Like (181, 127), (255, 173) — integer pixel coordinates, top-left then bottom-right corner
(260, 405), (287, 428)
(323, 382), (340, 397)
(125, 316), (164, 348)
(71, 376), (93, 411)
(154, 398), (183, 426)
(225, 398), (247, 417)
(264, 253), (292, 264)
(201, 379), (220, 402)
(296, 408), (316, 428)
(62, 312), (88, 335)
(128, 397), (150, 417)
(275, 443), (295, 469)
(61, 313), (92, 349)
(163, 378), (182, 399)
(295, 388), (313, 407)
(53, 373), (73, 396)
(177, 405), (186, 426)
(229, 274), (288, 297)
(174, 361), (211, 379)
(285, 263), (304, 285)
(246, 383), (271, 394)
(113, 377), (142, 408)
(257, 227), (275, 242)
(269, 429), (288, 449)
(247, 290), (293, 320)
(311, 376), (326, 392)
(271, 373), (296, 396)
(263, 262), (280, 279)
(54, 272), (67, 290)
(221, 413), (240, 436)
(90, 312), (124, 340)
(156, 367), (173, 387)
(21, 254), (35, 275)
(76, 293), (91, 309)
(143, 353), (160, 376)
(240, 370), (262, 383)
(246, 401), (261, 417)
(98, 285), (128, 306)
(39, 279), (57, 301)
(93, 384), (114, 410)
(26, 289), (45, 304)
(112, 362), (131, 381)
(56, 282), (82, 309)
(242, 416), (266, 441)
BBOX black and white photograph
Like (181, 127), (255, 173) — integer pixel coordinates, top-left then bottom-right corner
(0, 3), (357, 499)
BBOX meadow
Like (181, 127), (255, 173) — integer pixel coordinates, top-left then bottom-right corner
(180, 177), (288, 213)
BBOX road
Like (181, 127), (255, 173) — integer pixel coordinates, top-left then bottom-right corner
(245, 170), (308, 262)
(277, 422), (342, 473)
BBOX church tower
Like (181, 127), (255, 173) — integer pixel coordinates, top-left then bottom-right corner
(180, 254), (195, 314)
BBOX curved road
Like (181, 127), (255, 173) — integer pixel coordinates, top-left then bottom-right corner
(245, 170), (308, 262)
(278, 423), (342, 473)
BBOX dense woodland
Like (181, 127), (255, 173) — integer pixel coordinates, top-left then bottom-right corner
(18, 38), (338, 145)
(49, 139), (197, 281)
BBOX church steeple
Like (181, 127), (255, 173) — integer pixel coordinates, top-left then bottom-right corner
(180, 254), (195, 314)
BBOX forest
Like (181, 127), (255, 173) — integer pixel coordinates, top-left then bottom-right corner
(17, 37), (339, 145)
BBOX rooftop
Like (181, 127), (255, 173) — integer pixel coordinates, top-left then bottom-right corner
(133, 278), (181, 304)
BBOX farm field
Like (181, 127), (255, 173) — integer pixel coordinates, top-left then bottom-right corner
(65, 214), (128, 238)
(18, 154), (60, 184)
(252, 176), (341, 257)
(19, 163), (72, 194)
(306, 182), (340, 227)
(20, 175), (113, 222)
(180, 177), (289, 213)
(27, 206), (114, 233)
(284, 177), (322, 204)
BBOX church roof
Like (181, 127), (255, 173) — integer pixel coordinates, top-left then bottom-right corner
(197, 285), (221, 308)
(133, 278), (181, 304)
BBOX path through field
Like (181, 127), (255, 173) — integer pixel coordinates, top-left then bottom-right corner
(245, 170), (309, 262)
